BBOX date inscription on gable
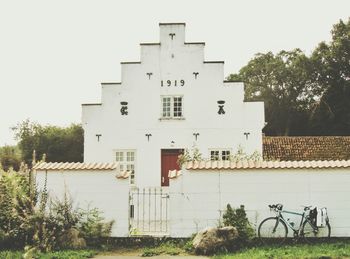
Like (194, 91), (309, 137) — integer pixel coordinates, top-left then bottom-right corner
(161, 80), (185, 87)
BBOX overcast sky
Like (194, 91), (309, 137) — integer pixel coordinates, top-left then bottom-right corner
(0, 0), (349, 145)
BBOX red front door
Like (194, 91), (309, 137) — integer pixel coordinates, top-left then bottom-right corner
(161, 149), (183, 187)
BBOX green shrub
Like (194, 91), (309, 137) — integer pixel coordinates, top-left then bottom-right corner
(0, 168), (36, 247)
(78, 206), (114, 246)
(30, 192), (84, 251)
(183, 239), (194, 253)
(222, 204), (255, 245)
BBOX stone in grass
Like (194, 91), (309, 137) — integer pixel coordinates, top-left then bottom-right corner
(192, 226), (239, 255)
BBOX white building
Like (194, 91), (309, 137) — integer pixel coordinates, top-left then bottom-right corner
(35, 23), (350, 237)
(82, 23), (264, 187)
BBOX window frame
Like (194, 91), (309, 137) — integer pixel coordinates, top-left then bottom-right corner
(160, 95), (184, 120)
(209, 148), (232, 161)
(115, 149), (136, 185)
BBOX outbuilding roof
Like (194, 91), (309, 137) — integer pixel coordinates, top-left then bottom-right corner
(185, 159), (350, 170)
(33, 162), (118, 171)
(263, 136), (350, 161)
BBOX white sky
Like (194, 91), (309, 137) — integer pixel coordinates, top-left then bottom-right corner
(0, 0), (349, 145)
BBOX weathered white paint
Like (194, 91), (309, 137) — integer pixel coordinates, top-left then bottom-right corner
(35, 170), (130, 237)
(169, 168), (350, 237)
(35, 167), (350, 238)
(82, 23), (264, 187)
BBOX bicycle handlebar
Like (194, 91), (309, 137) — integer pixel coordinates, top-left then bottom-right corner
(268, 203), (283, 211)
(268, 204), (314, 213)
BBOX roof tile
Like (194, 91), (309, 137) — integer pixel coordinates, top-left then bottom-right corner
(33, 162), (118, 171)
(185, 159), (350, 170)
(263, 136), (350, 161)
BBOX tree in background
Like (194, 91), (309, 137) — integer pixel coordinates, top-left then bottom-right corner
(228, 18), (350, 136)
(228, 49), (315, 135)
(309, 18), (350, 135)
(12, 120), (84, 165)
(0, 145), (22, 171)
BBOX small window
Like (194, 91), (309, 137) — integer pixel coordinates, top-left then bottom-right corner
(173, 97), (183, 117)
(162, 97), (171, 117)
(161, 96), (183, 119)
(210, 149), (231, 161)
(210, 150), (220, 161)
(115, 150), (136, 184)
(116, 151), (124, 162)
(222, 150), (231, 161)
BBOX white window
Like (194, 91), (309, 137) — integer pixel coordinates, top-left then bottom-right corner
(210, 149), (231, 161)
(116, 150), (136, 184)
(161, 96), (183, 118)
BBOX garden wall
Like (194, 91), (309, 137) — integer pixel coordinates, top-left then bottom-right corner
(35, 170), (130, 237)
(35, 167), (350, 238)
(169, 168), (350, 237)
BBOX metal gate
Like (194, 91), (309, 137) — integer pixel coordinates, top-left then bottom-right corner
(129, 187), (169, 236)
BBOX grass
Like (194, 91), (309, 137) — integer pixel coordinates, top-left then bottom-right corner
(0, 250), (96, 259)
(2, 241), (350, 258)
(213, 242), (350, 259)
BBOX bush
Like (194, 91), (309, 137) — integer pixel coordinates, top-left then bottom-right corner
(78, 207), (114, 246)
(0, 167), (36, 247)
(222, 204), (255, 245)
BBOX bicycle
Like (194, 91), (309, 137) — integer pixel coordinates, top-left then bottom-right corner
(258, 203), (331, 244)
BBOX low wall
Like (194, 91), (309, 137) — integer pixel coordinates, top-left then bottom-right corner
(35, 170), (130, 237)
(169, 168), (350, 237)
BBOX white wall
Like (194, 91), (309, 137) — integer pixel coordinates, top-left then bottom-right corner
(82, 23), (265, 187)
(35, 170), (130, 237)
(35, 167), (350, 238)
(169, 168), (350, 237)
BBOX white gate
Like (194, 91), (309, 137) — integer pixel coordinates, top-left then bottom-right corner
(129, 187), (169, 236)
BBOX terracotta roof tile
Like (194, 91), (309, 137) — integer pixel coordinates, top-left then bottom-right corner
(116, 170), (131, 179)
(263, 136), (350, 161)
(33, 162), (118, 171)
(185, 159), (350, 170)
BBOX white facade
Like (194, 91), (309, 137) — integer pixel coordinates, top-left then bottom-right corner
(82, 23), (264, 187)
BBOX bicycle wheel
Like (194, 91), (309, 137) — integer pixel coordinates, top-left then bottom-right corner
(301, 220), (331, 243)
(258, 217), (288, 245)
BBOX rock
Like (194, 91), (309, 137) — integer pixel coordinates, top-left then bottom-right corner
(58, 228), (86, 249)
(192, 226), (239, 255)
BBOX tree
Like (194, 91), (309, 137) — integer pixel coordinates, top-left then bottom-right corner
(12, 120), (84, 165)
(228, 18), (350, 136)
(0, 145), (22, 171)
(309, 18), (350, 135)
(227, 49), (315, 135)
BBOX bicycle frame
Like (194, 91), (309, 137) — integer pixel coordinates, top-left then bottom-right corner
(274, 208), (316, 237)
(279, 209), (305, 236)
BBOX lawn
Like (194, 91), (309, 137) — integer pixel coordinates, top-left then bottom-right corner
(0, 250), (96, 259)
(214, 242), (350, 259)
(2, 242), (350, 258)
